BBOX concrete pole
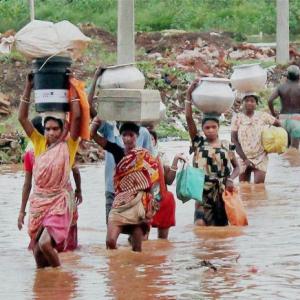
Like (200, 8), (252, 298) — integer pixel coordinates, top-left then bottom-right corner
(29, 0), (35, 21)
(117, 0), (135, 64)
(276, 0), (289, 64)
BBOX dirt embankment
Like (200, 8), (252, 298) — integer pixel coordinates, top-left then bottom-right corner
(0, 25), (292, 114)
(0, 25), (298, 163)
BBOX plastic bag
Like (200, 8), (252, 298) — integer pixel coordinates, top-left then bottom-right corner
(151, 191), (176, 228)
(223, 190), (248, 226)
(15, 20), (91, 58)
(282, 119), (300, 139)
(176, 164), (205, 203)
(262, 126), (288, 154)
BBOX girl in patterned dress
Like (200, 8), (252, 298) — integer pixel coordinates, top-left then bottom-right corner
(185, 80), (240, 226)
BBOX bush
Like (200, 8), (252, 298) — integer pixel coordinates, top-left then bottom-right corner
(1, 0), (299, 36)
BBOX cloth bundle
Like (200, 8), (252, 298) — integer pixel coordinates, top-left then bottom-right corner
(15, 20), (91, 58)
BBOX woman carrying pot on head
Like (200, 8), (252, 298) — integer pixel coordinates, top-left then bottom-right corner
(185, 80), (240, 226)
(18, 73), (81, 268)
(231, 93), (281, 184)
(90, 119), (159, 252)
(148, 130), (186, 239)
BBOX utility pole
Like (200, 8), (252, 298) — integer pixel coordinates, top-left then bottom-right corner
(276, 0), (289, 64)
(29, 0), (35, 21)
(117, 0), (135, 64)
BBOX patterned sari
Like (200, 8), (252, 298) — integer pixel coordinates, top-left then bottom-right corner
(28, 142), (75, 250)
(108, 148), (159, 232)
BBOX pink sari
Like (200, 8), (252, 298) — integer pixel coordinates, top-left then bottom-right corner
(28, 142), (75, 250)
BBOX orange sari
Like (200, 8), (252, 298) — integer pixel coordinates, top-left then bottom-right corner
(109, 148), (159, 230)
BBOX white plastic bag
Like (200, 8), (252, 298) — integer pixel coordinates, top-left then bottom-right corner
(0, 36), (15, 54)
(15, 20), (91, 58)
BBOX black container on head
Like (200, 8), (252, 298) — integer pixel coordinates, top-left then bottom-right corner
(32, 56), (72, 112)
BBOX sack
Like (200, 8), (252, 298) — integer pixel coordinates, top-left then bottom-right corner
(15, 20), (91, 58)
(262, 126), (288, 154)
(176, 164), (205, 203)
(223, 190), (248, 226)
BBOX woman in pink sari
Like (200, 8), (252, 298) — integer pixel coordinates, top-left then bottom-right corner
(18, 74), (81, 268)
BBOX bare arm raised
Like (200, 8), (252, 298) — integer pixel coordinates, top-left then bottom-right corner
(69, 84), (81, 141)
(18, 73), (35, 137)
(185, 80), (199, 141)
(88, 66), (105, 119)
(90, 116), (108, 148)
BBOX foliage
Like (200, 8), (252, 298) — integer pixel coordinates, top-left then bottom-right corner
(1, 0), (300, 36)
(156, 121), (189, 140)
(0, 50), (26, 63)
(138, 61), (194, 91)
(258, 88), (281, 112)
(227, 59), (276, 69)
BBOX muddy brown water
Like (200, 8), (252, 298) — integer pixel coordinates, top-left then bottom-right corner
(1, 138), (300, 299)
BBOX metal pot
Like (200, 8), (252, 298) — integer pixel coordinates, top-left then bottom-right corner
(191, 78), (235, 114)
(230, 63), (267, 93)
(97, 63), (145, 89)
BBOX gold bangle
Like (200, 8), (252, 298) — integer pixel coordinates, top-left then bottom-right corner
(20, 99), (30, 104)
(71, 98), (80, 102)
(20, 96), (30, 103)
(170, 166), (178, 172)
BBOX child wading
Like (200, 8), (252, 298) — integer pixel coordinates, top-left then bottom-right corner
(185, 80), (240, 226)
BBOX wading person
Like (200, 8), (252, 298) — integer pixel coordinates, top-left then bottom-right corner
(186, 81), (240, 226)
(91, 119), (159, 252)
(18, 116), (44, 231)
(18, 73), (81, 268)
(268, 65), (300, 149)
(88, 66), (153, 224)
(232, 94), (280, 183)
(18, 116), (83, 251)
(149, 130), (186, 239)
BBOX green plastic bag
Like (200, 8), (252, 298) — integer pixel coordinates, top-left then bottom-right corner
(176, 164), (205, 203)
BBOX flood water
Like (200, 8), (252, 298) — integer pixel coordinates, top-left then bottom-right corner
(1, 139), (300, 299)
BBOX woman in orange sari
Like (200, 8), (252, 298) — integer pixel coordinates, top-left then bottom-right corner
(18, 74), (81, 268)
(91, 119), (159, 252)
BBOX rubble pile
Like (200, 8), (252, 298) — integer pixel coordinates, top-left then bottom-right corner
(0, 132), (23, 164)
(135, 31), (285, 127)
(1, 25), (299, 163)
(0, 93), (11, 116)
(0, 133), (105, 165)
(137, 31), (277, 76)
(76, 140), (105, 163)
